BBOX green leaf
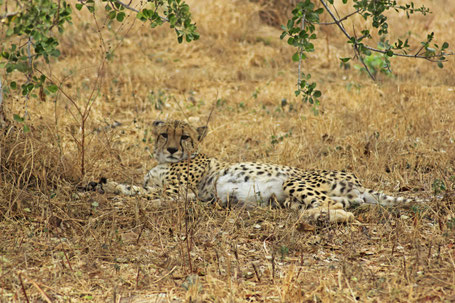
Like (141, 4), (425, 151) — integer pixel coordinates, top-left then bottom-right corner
(313, 90), (321, 98)
(437, 61), (443, 68)
(442, 42), (449, 50)
(108, 11), (116, 19)
(287, 19), (293, 30)
(50, 49), (61, 57)
(292, 52), (300, 62)
(10, 81), (17, 89)
(13, 114), (24, 122)
(75, 3), (83, 10)
(116, 12), (126, 22)
(23, 124), (30, 133)
(47, 84), (59, 93)
(386, 50), (394, 57)
(340, 57), (350, 63)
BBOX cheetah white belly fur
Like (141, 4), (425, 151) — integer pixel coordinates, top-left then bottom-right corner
(214, 162), (296, 208)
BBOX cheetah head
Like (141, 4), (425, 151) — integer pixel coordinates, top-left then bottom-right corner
(152, 120), (208, 163)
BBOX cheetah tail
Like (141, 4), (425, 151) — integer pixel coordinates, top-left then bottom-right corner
(360, 188), (422, 207)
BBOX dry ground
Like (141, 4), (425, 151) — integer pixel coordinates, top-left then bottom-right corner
(1, 0), (455, 302)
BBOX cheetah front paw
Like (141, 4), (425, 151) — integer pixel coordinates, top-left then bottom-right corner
(305, 208), (355, 223)
(78, 177), (108, 194)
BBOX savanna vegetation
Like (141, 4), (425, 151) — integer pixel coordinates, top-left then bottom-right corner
(1, 0), (455, 302)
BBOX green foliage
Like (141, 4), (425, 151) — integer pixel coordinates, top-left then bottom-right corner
(1, 0), (72, 102)
(295, 73), (321, 105)
(0, 0), (199, 121)
(279, 245), (289, 261)
(13, 114), (30, 132)
(432, 179), (447, 195)
(447, 217), (455, 230)
(280, 0), (323, 104)
(354, 42), (392, 77)
(147, 89), (172, 111)
(271, 130), (292, 145)
(281, 0), (451, 103)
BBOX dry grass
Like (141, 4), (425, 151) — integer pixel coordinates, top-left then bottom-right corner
(1, 0), (455, 301)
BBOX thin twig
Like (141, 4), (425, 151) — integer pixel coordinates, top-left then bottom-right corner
(19, 273), (30, 303)
(352, 26), (375, 80)
(30, 280), (53, 303)
(316, 9), (361, 25)
(204, 92), (218, 130)
(63, 250), (73, 271)
(252, 263), (261, 282)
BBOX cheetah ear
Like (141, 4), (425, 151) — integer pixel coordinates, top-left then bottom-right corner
(196, 126), (208, 141)
(152, 120), (165, 128)
(152, 120), (165, 134)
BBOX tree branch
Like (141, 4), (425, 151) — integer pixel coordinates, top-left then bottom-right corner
(318, 0), (453, 61)
(316, 9), (361, 25)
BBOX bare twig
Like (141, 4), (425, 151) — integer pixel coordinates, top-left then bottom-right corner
(316, 9), (361, 25)
(114, 0), (139, 13)
(252, 263), (261, 282)
(19, 274), (30, 303)
(30, 280), (53, 303)
(63, 250), (73, 271)
(204, 92), (218, 130)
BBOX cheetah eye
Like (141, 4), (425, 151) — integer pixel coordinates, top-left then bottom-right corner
(160, 133), (168, 139)
(181, 135), (190, 140)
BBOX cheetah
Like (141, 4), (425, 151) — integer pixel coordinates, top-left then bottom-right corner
(89, 120), (417, 223)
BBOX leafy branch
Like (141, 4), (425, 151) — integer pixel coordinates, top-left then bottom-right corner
(281, 0), (453, 102)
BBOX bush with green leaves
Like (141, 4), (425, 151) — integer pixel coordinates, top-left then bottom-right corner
(0, 0), (198, 103)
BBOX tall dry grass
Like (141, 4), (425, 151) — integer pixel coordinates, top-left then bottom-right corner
(1, 0), (455, 302)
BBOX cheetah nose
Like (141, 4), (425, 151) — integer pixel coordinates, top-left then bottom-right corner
(167, 147), (178, 154)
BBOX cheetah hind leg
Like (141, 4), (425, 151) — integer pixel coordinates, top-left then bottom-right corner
(283, 178), (355, 223)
